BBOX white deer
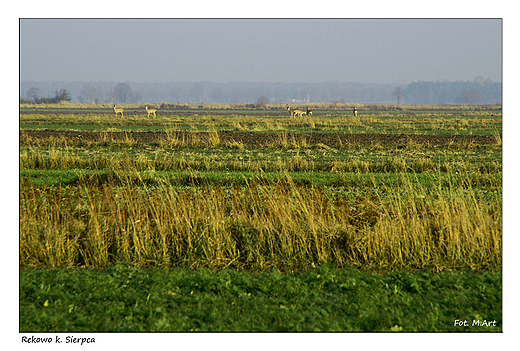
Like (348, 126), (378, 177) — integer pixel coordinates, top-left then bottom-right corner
(287, 105), (295, 117)
(113, 105), (124, 117)
(293, 108), (306, 118)
(145, 105), (156, 117)
(287, 105), (307, 118)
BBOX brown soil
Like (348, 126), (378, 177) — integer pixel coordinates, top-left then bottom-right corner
(20, 129), (498, 148)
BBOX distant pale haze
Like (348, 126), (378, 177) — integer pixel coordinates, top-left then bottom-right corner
(20, 18), (501, 84)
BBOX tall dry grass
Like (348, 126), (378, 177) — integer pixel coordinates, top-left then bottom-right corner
(19, 171), (501, 271)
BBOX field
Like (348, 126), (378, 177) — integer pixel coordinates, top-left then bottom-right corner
(20, 265), (501, 332)
(19, 102), (502, 332)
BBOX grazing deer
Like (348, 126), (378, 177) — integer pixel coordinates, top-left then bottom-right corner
(293, 108), (306, 118)
(145, 105), (156, 117)
(113, 105), (124, 117)
(287, 105), (306, 118)
(353, 107), (358, 116)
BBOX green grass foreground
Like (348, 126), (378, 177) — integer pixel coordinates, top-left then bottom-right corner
(20, 265), (501, 332)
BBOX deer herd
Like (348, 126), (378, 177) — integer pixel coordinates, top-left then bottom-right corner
(286, 106), (359, 118)
(112, 105), (359, 118)
(112, 105), (156, 117)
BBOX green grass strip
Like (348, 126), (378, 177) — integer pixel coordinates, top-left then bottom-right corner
(20, 265), (502, 332)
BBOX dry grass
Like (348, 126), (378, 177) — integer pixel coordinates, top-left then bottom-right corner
(19, 170), (501, 271)
(19, 143), (502, 176)
(19, 105), (502, 272)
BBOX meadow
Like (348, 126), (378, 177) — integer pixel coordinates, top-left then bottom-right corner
(19, 102), (502, 332)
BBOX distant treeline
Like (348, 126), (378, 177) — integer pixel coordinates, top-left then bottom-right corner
(404, 80), (501, 104)
(21, 79), (501, 105)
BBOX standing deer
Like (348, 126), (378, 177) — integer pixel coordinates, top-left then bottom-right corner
(145, 106), (156, 117)
(113, 105), (124, 117)
(287, 105), (306, 118)
(293, 108), (306, 117)
(287, 105), (296, 117)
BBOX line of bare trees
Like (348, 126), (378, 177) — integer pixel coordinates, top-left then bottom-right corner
(22, 78), (502, 105)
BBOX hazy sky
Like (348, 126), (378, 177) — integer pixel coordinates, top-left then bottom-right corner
(20, 18), (502, 84)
